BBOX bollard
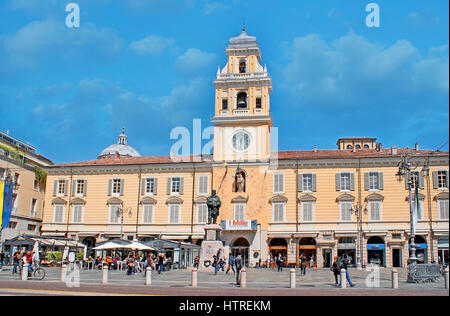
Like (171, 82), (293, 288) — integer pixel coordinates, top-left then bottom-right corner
(340, 269), (346, 289)
(392, 269), (398, 289)
(102, 265), (108, 284)
(240, 268), (247, 288)
(290, 269), (296, 289)
(191, 268), (198, 288)
(22, 263), (29, 281)
(61, 265), (67, 283)
(445, 268), (449, 290)
(146, 267), (152, 286)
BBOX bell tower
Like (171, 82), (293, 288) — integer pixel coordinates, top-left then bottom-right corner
(212, 27), (273, 162)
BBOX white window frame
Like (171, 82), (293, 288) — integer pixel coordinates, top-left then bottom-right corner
(301, 201), (314, 222)
(339, 201), (353, 222)
(72, 204), (84, 223)
(197, 204), (208, 223)
(33, 179), (39, 191)
(75, 179), (85, 197)
(368, 201), (382, 221)
(272, 202), (285, 222)
(368, 172), (380, 191)
(438, 199), (449, 220)
(145, 178), (156, 196)
(57, 179), (66, 197)
(409, 171), (420, 190)
(340, 173), (351, 192)
(437, 171), (448, 190)
(302, 173), (313, 193)
(171, 177), (181, 195)
(109, 204), (120, 224)
(198, 175), (209, 196)
(112, 179), (122, 197)
(168, 204), (181, 224)
(273, 173), (285, 194)
(142, 204), (154, 224)
(30, 198), (38, 218)
(54, 205), (65, 223)
(234, 203), (246, 220)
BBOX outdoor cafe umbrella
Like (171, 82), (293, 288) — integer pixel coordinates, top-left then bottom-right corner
(121, 241), (154, 251)
(93, 241), (123, 250)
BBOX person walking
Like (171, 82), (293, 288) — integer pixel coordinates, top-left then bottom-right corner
(235, 252), (243, 285)
(300, 255), (307, 276)
(126, 254), (135, 276)
(12, 250), (22, 275)
(339, 255), (355, 287)
(158, 253), (165, 274)
(277, 253), (284, 272)
(226, 253), (235, 274)
(213, 255), (219, 275)
(309, 257), (314, 269)
(331, 256), (341, 285)
(193, 256), (199, 269)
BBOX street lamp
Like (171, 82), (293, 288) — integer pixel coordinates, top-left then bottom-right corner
(117, 207), (133, 240)
(350, 203), (367, 269)
(396, 154), (419, 265)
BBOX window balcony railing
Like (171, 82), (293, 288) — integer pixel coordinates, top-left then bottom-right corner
(217, 72), (268, 80)
(220, 109), (228, 116)
(233, 109), (250, 116)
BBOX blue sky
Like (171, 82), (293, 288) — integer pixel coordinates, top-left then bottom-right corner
(0, 0), (448, 164)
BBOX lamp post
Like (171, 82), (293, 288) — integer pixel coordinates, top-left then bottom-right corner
(351, 203), (367, 269)
(117, 207), (133, 240)
(396, 154), (418, 265)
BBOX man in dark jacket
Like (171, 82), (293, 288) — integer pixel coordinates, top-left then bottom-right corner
(235, 252), (243, 285)
(339, 255), (354, 287)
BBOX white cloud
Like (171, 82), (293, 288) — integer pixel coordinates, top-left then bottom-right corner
(129, 35), (175, 55)
(175, 48), (216, 77)
(203, 2), (229, 15)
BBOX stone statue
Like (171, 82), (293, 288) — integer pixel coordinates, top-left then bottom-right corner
(234, 171), (246, 193)
(206, 190), (221, 224)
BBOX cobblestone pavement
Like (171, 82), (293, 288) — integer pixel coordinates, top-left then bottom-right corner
(0, 266), (448, 296)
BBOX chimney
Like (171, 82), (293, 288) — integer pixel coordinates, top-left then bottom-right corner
(313, 145), (317, 153)
(415, 142), (419, 151)
(391, 146), (397, 155)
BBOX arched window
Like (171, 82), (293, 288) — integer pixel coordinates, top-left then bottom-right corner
(239, 60), (246, 73)
(237, 92), (247, 109)
(355, 144), (361, 150)
(346, 145), (353, 150)
(364, 144), (370, 149)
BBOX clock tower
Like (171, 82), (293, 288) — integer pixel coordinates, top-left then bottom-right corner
(212, 26), (273, 163)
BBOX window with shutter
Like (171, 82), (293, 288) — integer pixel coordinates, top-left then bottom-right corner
(234, 204), (245, 220)
(145, 178), (156, 195)
(57, 180), (66, 197)
(169, 204), (180, 223)
(142, 204), (153, 223)
(369, 172), (379, 190)
(273, 174), (284, 194)
(72, 205), (83, 223)
(54, 205), (64, 223)
(369, 201), (381, 221)
(409, 172), (420, 190)
(302, 202), (314, 222)
(416, 200), (424, 220)
(437, 171), (448, 189)
(272, 203), (284, 222)
(340, 173), (351, 191)
(303, 174), (313, 192)
(109, 205), (120, 223)
(112, 179), (122, 196)
(197, 204), (208, 223)
(198, 175), (209, 195)
(171, 177), (181, 194)
(340, 202), (353, 221)
(438, 200), (449, 220)
(76, 180), (85, 196)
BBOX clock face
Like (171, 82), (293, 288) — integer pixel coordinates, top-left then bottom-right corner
(232, 131), (251, 152)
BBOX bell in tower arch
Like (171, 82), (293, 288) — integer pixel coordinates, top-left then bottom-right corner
(237, 92), (247, 108)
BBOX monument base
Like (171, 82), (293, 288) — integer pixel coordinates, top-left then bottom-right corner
(198, 224), (226, 272)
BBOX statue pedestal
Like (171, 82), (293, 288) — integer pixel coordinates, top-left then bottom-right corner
(199, 224), (224, 273)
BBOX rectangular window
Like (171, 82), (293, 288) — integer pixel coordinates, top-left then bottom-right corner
(273, 174), (285, 194)
(142, 204), (154, 223)
(72, 205), (83, 223)
(27, 224), (36, 232)
(415, 200), (424, 220)
(54, 205), (64, 223)
(14, 173), (20, 185)
(198, 175), (209, 195)
(369, 172), (379, 190)
(58, 180), (66, 196)
(392, 234), (402, 240)
(409, 172), (419, 190)
(169, 204), (180, 223)
(171, 177), (181, 194)
(340, 173), (351, 191)
(8, 221), (17, 229)
(197, 204), (208, 223)
(222, 99), (228, 110)
(438, 200), (449, 220)
(30, 198), (38, 218)
(234, 204), (246, 220)
(437, 171), (448, 189)
(33, 179), (39, 191)
(112, 179), (121, 195)
(109, 205), (120, 223)
(369, 201), (382, 221)
(256, 98), (262, 108)
(145, 178), (156, 195)
(302, 202), (314, 222)
(303, 174), (313, 192)
(76, 180), (85, 196)
(340, 202), (353, 221)
(272, 203), (284, 222)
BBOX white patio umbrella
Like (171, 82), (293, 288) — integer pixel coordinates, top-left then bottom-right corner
(93, 241), (124, 250)
(121, 241), (154, 251)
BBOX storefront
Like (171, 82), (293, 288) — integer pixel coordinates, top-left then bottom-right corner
(367, 236), (385, 267)
(220, 219), (258, 268)
(230, 237), (250, 267)
(437, 236), (449, 264)
(299, 237), (317, 267)
(409, 235), (428, 263)
(142, 238), (200, 269)
(269, 238), (287, 268)
(337, 237), (356, 266)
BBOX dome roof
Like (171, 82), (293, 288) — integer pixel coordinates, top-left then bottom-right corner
(98, 129), (141, 159)
(228, 26), (258, 49)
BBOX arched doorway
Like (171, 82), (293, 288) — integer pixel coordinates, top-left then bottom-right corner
(338, 237), (356, 266)
(409, 235), (428, 263)
(231, 237), (250, 267)
(367, 236), (385, 266)
(299, 237), (317, 267)
(82, 237), (96, 258)
(269, 238), (287, 268)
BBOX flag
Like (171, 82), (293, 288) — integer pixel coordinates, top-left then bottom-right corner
(0, 181), (14, 231)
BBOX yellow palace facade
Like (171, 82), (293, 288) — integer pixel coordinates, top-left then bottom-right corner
(41, 29), (449, 269)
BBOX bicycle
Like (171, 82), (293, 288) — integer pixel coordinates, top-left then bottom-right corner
(17, 264), (46, 280)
